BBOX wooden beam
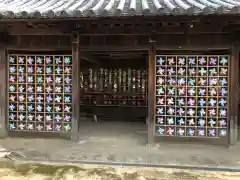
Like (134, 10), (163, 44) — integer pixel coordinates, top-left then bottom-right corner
(7, 46), (71, 51)
(74, 23), (227, 35)
(81, 45), (148, 51)
(81, 52), (99, 64)
(93, 16), (240, 25)
(79, 44), (231, 52)
(8, 27), (70, 35)
(4, 20), (231, 36)
(155, 45), (231, 51)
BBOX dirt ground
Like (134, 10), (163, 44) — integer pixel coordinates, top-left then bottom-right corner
(1, 121), (240, 169)
(1, 120), (240, 179)
(0, 160), (239, 180)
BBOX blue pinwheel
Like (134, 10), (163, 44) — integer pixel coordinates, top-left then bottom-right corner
(9, 85), (16, 92)
(64, 77), (71, 83)
(198, 98), (206, 107)
(27, 104), (34, 112)
(219, 98), (226, 107)
(9, 66), (16, 73)
(220, 57), (228, 66)
(9, 113), (15, 120)
(55, 57), (62, 64)
(177, 118), (185, 125)
(46, 67), (52, 74)
(55, 95), (62, 103)
(9, 123), (15, 129)
(54, 114), (61, 122)
(157, 127), (164, 136)
(178, 78), (185, 85)
(64, 86), (71, 93)
(220, 88), (227, 96)
(188, 129), (194, 136)
(55, 67), (62, 74)
(9, 57), (15, 63)
(156, 56), (165, 65)
(37, 76), (43, 83)
(64, 57), (71, 64)
(157, 108), (164, 115)
(18, 66), (25, 73)
(220, 129), (226, 136)
(37, 57), (43, 64)
(208, 98), (217, 106)
(220, 78), (227, 86)
(64, 96), (71, 103)
(188, 57), (195, 65)
(28, 95), (34, 102)
(9, 104), (15, 111)
(37, 67), (43, 73)
(188, 79), (195, 86)
(208, 119), (216, 126)
(177, 98), (184, 106)
(46, 105), (52, 112)
(220, 109), (226, 117)
(209, 68), (217, 75)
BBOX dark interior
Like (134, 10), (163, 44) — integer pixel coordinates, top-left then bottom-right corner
(79, 50), (148, 123)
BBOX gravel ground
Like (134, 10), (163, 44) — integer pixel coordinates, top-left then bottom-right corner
(0, 160), (239, 180)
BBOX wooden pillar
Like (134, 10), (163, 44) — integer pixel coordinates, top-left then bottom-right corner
(229, 45), (239, 145)
(147, 35), (156, 144)
(0, 44), (7, 137)
(71, 32), (80, 141)
(237, 46), (240, 141)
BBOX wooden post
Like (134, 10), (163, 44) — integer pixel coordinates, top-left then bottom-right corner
(237, 46), (240, 141)
(71, 32), (80, 141)
(229, 45), (239, 145)
(0, 44), (7, 137)
(147, 35), (156, 144)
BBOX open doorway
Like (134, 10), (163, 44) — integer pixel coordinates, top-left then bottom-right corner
(78, 50), (148, 145)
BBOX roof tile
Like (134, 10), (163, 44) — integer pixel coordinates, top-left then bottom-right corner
(0, 0), (239, 18)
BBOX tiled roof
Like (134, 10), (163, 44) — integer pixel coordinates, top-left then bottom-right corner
(0, 0), (240, 18)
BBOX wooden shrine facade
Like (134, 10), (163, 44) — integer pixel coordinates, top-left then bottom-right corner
(1, 15), (240, 146)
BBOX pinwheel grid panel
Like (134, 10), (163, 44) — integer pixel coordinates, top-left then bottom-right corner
(155, 55), (229, 137)
(8, 55), (72, 132)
